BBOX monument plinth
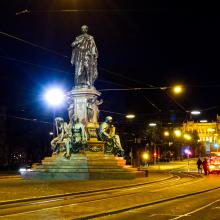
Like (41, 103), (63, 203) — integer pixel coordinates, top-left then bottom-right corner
(67, 86), (101, 138)
(21, 25), (144, 180)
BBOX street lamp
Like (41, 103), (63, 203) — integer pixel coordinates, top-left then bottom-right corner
(184, 149), (192, 172)
(148, 123), (157, 164)
(174, 129), (181, 137)
(126, 114), (135, 119)
(142, 152), (149, 167)
(44, 87), (65, 107)
(183, 134), (192, 141)
(163, 131), (170, 160)
(164, 131), (170, 137)
(44, 87), (65, 136)
(172, 85), (183, 95)
(200, 119), (207, 123)
(191, 110), (201, 115)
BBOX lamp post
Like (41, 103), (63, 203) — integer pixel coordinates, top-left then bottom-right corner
(125, 114), (135, 166)
(184, 149), (192, 172)
(148, 122), (157, 164)
(164, 131), (170, 161)
(44, 87), (65, 137)
(142, 152), (149, 167)
(173, 129), (182, 160)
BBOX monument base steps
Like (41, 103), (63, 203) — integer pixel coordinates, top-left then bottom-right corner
(22, 153), (145, 180)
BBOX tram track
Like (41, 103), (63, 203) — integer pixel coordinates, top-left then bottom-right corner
(0, 173), (176, 207)
(78, 185), (220, 220)
(0, 172), (202, 218)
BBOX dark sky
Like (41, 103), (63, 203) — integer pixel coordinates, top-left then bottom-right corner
(1, 0), (220, 124)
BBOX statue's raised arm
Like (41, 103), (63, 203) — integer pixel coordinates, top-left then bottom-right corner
(71, 25), (98, 87)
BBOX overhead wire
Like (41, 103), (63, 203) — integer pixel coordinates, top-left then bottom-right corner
(141, 93), (162, 112)
(0, 31), (155, 88)
(0, 32), (68, 58)
(0, 54), (128, 89)
(0, 114), (52, 125)
(16, 9), (159, 15)
(2, 31), (219, 118)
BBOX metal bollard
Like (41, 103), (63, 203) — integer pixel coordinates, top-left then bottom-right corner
(145, 170), (148, 177)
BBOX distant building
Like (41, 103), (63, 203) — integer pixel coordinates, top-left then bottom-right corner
(182, 115), (220, 154)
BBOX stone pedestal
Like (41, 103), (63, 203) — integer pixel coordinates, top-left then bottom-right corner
(22, 150), (145, 180)
(67, 86), (101, 125)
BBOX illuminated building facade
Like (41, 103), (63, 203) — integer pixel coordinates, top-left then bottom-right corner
(182, 115), (220, 146)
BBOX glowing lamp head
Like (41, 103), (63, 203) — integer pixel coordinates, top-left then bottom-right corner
(174, 129), (181, 137)
(200, 120), (207, 123)
(142, 152), (149, 160)
(44, 88), (65, 107)
(173, 85), (183, 94)
(191, 110), (201, 115)
(149, 123), (157, 127)
(184, 134), (191, 140)
(164, 131), (170, 136)
(126, 114), (135, 119)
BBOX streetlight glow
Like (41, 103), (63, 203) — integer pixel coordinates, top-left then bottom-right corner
(174, 129), (181, 137)
(184, 149), (192, 155)
(164, 131), (170, 136)
(149, 123), (157, 127)
(126, 114), (135, 119)
(142, 152), (149, 160)
(173, 85), (183, 94)
(200, 120), (207, 123)
(44, 87), (65, 106)
(191, 110), (201, 115)
(184, 134), (191, 140)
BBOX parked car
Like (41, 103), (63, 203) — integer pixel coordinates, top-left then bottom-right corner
(208, 156), (220, 174)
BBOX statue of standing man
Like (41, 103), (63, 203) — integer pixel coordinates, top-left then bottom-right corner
(71, 25), (98, 87)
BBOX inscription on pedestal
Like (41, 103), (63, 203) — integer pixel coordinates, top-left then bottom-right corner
(86, 141), (104, 153)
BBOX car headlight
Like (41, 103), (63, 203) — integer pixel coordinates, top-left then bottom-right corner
(19, 168), (27, 172)
(209, 165), (215, 169)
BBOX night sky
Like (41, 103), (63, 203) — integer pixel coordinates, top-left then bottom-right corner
(1, 0), (220, 126)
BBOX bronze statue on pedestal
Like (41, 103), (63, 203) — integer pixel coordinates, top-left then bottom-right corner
(71, 25), (98, 87)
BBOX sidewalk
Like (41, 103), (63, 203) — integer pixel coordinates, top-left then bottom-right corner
(140, 159), (198, 172)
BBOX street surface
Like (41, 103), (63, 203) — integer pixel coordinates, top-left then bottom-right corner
(1, 160), (220, 219)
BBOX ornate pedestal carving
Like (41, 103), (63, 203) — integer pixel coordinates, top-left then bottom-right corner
(67, 86), (101, 125)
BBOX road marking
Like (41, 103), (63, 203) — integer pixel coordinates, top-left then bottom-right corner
(151, 178), (203, 192)
(29, 198), (63, 205)
(170, 198), (220, 219)
(0, 203), (78, 217)
(150, 213), (180, 217)
(212, 206), (220, 209)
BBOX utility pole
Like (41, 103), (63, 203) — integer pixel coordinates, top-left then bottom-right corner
(130, 146), (133, 166)
(154, 143), (157, 165)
